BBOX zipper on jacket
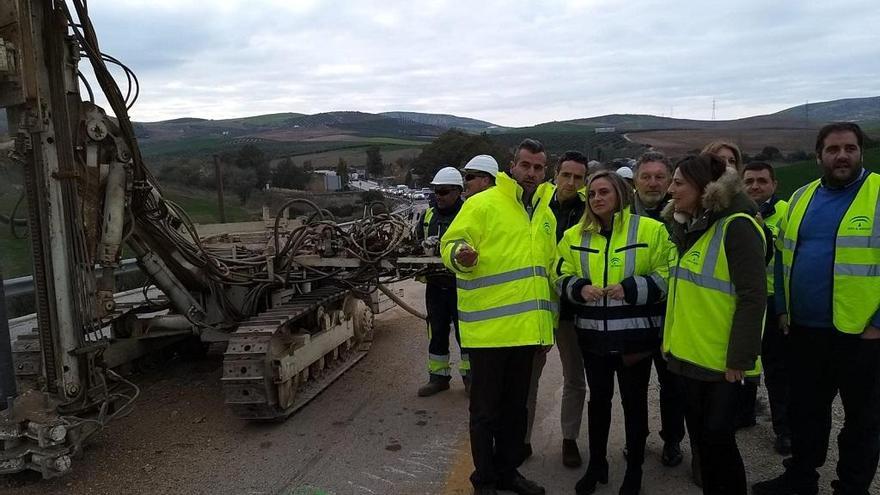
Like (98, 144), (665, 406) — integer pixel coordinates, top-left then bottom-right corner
(522, 193), (547, 346)
(602, 234), (610, 337)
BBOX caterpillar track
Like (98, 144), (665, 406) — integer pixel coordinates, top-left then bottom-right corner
(222, 285), (375, 420)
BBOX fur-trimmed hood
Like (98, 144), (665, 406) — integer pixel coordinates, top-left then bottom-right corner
(661, 167), (754, 222)
(662, 167), (759, 251)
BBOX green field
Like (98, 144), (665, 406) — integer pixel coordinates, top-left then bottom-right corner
(275, 145), (423, 170)
(163, 187), (257, 224)
(141, 138), (374, 160)
(774, 147), (880, 199)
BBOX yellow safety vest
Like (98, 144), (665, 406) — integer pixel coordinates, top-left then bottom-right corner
(554, 210), (672, 331)
(422, 207), (435, 240)
(763, 200), (789, 296)
(441, 173), (557, 348)
(778, 172), (880, 333)
(663, 213), (766, 376)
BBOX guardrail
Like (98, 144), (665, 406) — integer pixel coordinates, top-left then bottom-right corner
(3, 259), (142, 319)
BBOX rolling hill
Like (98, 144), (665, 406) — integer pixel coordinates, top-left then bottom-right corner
(560, 96), (880, 132)
(380, 112), (503, 132)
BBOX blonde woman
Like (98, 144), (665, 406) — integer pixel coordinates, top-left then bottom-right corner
(555, 170), (673, 495)
(702, 140), (743, 172)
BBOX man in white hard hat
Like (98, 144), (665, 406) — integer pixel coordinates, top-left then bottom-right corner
(462, 155), (498, 198)
(417, 166), (469, 396)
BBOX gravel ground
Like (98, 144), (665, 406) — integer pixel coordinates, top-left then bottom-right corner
(1, 280), (876, 494)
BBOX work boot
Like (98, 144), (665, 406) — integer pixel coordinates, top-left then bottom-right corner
(619, 465), (642, 495)
(691, 450), (702, 488)
(562, 439), (582, 468)
(575, 459), (608, 495)
(523, 443), (533, 460)
(752, 471), (818, 495)
(774, 434), (792, 456)
(462, 375), (471, 396)
(661, 441), (683, 467)
(497, 471), (545, 495)
(417, 376), (450, 397)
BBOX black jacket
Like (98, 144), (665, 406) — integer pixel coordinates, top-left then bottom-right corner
(419, 199), (463, 287)
(550, 190), (586, 321)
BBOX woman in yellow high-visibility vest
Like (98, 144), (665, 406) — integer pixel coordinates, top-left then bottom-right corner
(662, 153), (767, 495)
(555, 170), (673, 495)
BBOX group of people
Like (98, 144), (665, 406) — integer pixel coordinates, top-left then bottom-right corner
(413, 122), (879, 495)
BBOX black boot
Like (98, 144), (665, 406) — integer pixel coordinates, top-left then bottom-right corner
(619, 465), (642, 495)
(575, 459), (608, 495)
(620, 442), (644, 495)
(417, 375), (450, 397)
(562, 439), (582, 468)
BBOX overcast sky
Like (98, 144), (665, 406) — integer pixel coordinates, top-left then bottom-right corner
(79, 0), (880, 127)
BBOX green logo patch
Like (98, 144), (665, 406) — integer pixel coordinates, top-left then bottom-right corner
(686, 251), (701, 265)
(847, 215), (872, 231)
(610, 257), (622, 267)
(543, 221), (552, 235)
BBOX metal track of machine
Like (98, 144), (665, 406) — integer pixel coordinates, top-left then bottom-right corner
(222, 286), (373, 420)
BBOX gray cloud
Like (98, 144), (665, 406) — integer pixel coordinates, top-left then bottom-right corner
(78, 0), (880, 126)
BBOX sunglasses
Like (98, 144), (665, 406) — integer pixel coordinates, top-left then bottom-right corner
(464, 173), (489, 182)
(434, 188), (456, 196)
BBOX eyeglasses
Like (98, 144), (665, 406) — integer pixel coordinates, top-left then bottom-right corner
(434, 188), (456, 196)
(464, 173), (489, 182)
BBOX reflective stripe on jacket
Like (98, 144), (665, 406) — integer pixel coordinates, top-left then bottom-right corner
(763, 199), (789, 295)
(664, 213), (766, 376)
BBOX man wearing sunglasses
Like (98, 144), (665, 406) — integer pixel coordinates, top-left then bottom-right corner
(462, 155), (498, 198)
(417, 166), (468, 397)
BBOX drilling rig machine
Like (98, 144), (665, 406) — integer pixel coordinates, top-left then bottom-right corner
(0, 0), (438, 479)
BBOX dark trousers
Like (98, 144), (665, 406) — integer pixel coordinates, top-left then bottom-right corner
(425, 283), (465, 380)
(683, 377), (747, 495)
(761, 299), (790, 436)
(580, 341), (653, 466)
(786, 325), (880, 494)
(468, 345), (537, 488)
(653, 349), (687, 444)
(736, 298), (790, 434)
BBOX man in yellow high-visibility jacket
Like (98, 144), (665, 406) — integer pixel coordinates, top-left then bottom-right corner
(441, 139), (556, 495)
(753, 122), (880, 495)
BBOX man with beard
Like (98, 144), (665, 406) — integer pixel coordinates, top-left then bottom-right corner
(753, 122), (880, 495)
(442, 139), (557, 495)
(629, 151), (687, 469)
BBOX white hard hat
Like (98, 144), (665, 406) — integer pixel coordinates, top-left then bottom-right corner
(463, 155), (499, 177)
(616, 166), (634, 180)
(430, 166), (463, 187)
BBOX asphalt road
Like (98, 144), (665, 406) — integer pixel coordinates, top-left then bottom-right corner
(0, 280), (872, 494)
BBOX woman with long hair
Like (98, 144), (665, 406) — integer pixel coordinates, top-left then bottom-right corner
(555, 170), (673, 495)
(662, 153), (767, 494)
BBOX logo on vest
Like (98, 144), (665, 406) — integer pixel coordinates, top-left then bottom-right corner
(543, 221), (552, 235)
(847, 215), (872, 232)
(685, 251), (701, 265)
(610, 257), (622, 267)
